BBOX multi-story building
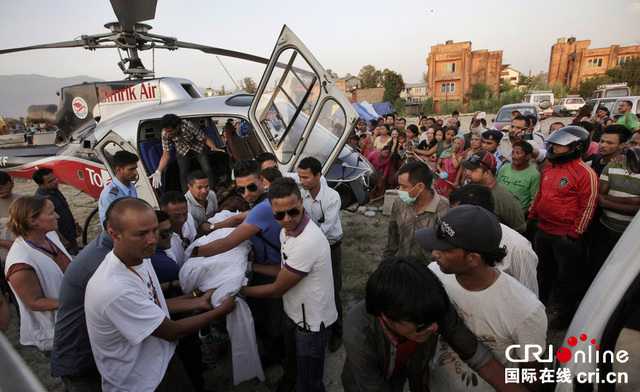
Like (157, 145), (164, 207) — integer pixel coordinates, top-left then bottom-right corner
(547, 37), (640, 89)
(400, 83), (429, 104)
(426, 40), (502, 113)
(501, 66), (521, 87)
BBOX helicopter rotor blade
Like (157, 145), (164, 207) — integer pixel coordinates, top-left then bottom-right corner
(110, 0), (157, 32)
(0, 40), (89, 55)
(172, 40), (269, 65)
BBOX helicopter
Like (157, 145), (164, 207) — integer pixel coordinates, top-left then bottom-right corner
(0, 0), (375, 235)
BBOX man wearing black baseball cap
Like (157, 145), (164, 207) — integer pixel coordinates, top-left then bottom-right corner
(462, 151), (526, 234)
(414, 205), (547, 392)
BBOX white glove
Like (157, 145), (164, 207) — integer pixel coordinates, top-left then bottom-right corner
(148, 170), (162, 188)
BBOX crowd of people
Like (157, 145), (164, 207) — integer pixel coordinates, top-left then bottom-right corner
(0, 104), (638, 391)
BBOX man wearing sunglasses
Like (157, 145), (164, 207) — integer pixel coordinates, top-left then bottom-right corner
(462, 151), (527, 234)
(192, 159), (287, 374)
(241, 177), (337, 392)
(298, 156), (344, 352)
(415, 205), (547, 392)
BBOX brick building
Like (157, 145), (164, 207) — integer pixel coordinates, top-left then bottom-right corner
(426, 40), (502, 113)
(547, 37), (640, 89)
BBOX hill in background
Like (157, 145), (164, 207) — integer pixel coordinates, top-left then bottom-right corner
(0, 74), (104, 119)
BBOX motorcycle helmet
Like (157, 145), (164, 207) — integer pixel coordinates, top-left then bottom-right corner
(546, 126), (590, 164)
(626, 147), (640, 174)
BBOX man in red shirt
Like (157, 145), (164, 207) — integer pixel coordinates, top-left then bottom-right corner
(528, 126), (599, 330)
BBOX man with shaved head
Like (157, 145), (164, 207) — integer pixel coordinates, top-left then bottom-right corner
(85, 198), (236, 391)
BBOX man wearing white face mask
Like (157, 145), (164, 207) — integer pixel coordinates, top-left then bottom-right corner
(384, 161), (450, 263)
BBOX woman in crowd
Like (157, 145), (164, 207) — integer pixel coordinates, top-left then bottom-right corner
(367, 146), (391, 204)
(373, 124), (391, 151)
(460, 133), (483, 184)
(411, 126), (441, 171)
(260, 166), (283, 190)
(572, 105), (592, 124)
(4, 196), (71, 355)
(591, 107), (612, 142)
(436, 127), (457, 161)
(403, 125), (421, 163)
(361, 124), (380, 158)
(435, 135), (464, 198)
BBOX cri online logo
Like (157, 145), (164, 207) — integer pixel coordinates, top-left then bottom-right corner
(506, 334), (629, 364)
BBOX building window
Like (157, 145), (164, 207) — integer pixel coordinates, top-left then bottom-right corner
(586, 58), (604, 68)
(441, 82), (455, 93)
(442, 62), (456, 74)
(617, 55), (632, 66)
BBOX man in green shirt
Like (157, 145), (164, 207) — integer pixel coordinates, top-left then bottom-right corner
(616, 100), (640, 132)
(497, 142), (541, 214)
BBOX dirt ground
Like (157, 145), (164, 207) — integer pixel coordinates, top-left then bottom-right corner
(4, 113), (569, 391)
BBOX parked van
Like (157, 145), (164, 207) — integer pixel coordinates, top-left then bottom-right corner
(585, 98), (618, 120)
(590, 82), (631, 99)
(523, 90), (554, 116)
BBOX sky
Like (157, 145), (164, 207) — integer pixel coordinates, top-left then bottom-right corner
(1, 0), (639, 91)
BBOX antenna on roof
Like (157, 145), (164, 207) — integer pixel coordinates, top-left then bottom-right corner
(217, 56), (239, 91)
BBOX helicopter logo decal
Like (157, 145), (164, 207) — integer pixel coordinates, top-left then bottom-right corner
(72, 97), (89, 119)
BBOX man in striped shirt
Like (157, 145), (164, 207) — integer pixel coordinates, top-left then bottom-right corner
(585, 143), (640, 291)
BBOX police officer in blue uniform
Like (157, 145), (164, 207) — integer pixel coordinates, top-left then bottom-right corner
(98, 151), (139, 225)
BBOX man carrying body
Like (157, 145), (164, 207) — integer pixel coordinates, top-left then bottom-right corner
(384, 161), (450, 263)
(185, 170), (219, 235)
(298, 156), (344, 352)
(462, 151), (527, 233)
(616, 100), (640, 132)
(159, 191), (197, 267)
(416, 205), (546, 391)
(33, 167), (83, 255)
(241, 177), (337, 392)
(150, 113), (225, 193)
(342, 256), (526, 392)
(193, 159), (286, 371)
(528, 126), (598, 329)
(98, 151), (139, 225)
(85, 198), (235, 391)
(496, 142), (541, 214)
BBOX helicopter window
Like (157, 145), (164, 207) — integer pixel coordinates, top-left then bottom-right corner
(225, 95), (254, 107)
(180, 83), (201, 98)
(255, 48), (319, 164)
(305, 100), (345, 166)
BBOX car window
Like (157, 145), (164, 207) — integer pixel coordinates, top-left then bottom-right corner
(567, 98), (583, 104)
(496, 107), (537, 122)
(604, 88), (631, 98)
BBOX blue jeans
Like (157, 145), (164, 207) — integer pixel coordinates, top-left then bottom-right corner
(283, 315), (331, 392)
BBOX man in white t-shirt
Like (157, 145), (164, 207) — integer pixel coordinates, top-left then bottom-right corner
(414, 205), (547, 392)
(85, 198), (235, 391)
(241, 177), (337, 392)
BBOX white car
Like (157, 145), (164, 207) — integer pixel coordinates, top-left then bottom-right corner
(553, 97), (585, 117)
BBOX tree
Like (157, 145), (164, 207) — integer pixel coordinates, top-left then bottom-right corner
(358, 65), (382, 88)
(500, 78), (515, 93)
(466, 82), (495, 102)
(607, 55), (640, 94)
(326, 69), (338, 79)
(421, 71), (429, 84)
(239, 77), (257, 93)
(382, 69), (405, 103)
(422, 97), (435, 115)
(518, 74), (532, 86)
(217, 85), (227, 96)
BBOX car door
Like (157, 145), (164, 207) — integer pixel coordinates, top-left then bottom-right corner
(248, 25), (359, 175)
(94, 130), (159, 209)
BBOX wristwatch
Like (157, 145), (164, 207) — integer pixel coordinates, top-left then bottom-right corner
(191, 246), (199, 257)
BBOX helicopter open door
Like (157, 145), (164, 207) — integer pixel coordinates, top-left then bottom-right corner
(248, 25), (359, 175)
(94, 130), (159, 209)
